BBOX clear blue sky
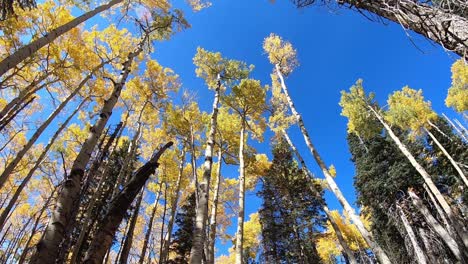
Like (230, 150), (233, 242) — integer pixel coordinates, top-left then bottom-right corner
(144, 0), (461, 258)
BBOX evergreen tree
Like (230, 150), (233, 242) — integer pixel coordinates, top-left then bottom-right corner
(258, 139), (324, 264)
(168, 193), (196, 264)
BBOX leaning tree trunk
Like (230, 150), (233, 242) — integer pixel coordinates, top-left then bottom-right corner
(189, 75), (222, 264)
(275, 64), (391, 264)
(206, 148), (223, 264)
(82, 141), (173, 264)
(407, 189), (466, 261)
(0, 61), (105, 190)
(424, 127), (468, 187)
(282, 131), (357, 264)
(0, 95), (35, 131)
(0, 98), (87, 231)
(138, 181), (163, 264)
(0, 0), (123, 77)
(294, 0), (468, 58)
(30, 36), (147, 264)
(397, 204), (428, 264)
(235, 119), (246, 264)
(160, 148), (186, 263)
(118, 190), (144, 264)
(368, 105), (468, 250)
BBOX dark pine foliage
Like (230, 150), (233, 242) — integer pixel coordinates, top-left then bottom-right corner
(258, 139), (325, 264)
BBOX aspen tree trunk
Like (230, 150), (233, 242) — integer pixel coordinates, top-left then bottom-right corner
(70, 124), (124, 264)
(274, 65), (391, 264)
(31, 36), (146, 264)
(160, 149), (186, 263)
(235, 119), (246, 264)
(0, 62), (105, 189)
(82, 142), (173, 264)
(0, 95), (35, 131)
(397, 205), (428, 264)
(138, 181), (163, 264)
(6, 217), (32, 262)
(158, 183), (169, 263)
(0, 99), (87, 231)
(118, 190), (144, 264)
(0, 0), (123, 77)
(189, 75), (222, 264)
(282, 131), (357, 264)
(190, 126), (200, 207)
(443, 113), (468, 142)
(424, 127), (468, 187)
(368, 106), (468, 249)
(407, 190), (465, 261)
(206, 148), (223, 264)
(417, 228), (439, 264)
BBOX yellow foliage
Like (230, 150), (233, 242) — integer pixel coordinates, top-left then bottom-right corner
(263, 33), (298, 75)
(446, 59), (468, 112)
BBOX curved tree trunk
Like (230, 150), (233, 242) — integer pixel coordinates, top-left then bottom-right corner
(189, 76), (222, 264)
(82, 141), (173, 264)
(30, 36), (146, 264)
(206, 148), (223, 264)
(275, 65), (391, 264)
(282, 131), (357, 264)
(0, 98), (87, 231)
(0, 0), (123, 77)
(424, 127), (468, 187)
(234, 119), (246, 264)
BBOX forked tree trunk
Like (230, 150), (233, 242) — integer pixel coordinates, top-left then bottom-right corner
(407, 190), (465, 261)
(160, 148), (186, 263)
(275, 64), (391, 264)
(82, 141), (173, 264)
(31, 36), (147, 264)
(397, 205), (428, 264)
(0, 0), (123, 77)
(138, 182), (163, 264)
(189, 76), (222, 264)
(0, 98), (87, 231)
(368, 105), (468, 250)
(118, 190), (144, 264)
(282, 131), (357, 264)
(206, 148), (223, 264)
(424, 127), (468, 187)
(235, 119), (246, 264)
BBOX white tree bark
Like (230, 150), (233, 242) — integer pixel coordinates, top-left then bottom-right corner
(275, 64), (391, 264)
(206, 148), (223, 264)
(235, 119), (246, 264)
(397, 205), (428, 264)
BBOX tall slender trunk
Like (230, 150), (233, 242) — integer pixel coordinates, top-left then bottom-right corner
(138, 181), (163, 264)
(0, 98), (87, 231)
(118, 190), (144, 264)
(0, 61), (105, 189)
(274, 65), (391, 264)
(368, 105), (468, 249)
(424, 127), (468, 187)
(190, 126), (200, 207)
(234, 119), (246, 264)
(82, 142), (173, 264)
(282, 131), (357, 264)
(31, 36), (146, 264)
(206, 148), (223, 264)
(442, 113), (468, 142)
(160, 148), (186, 263)
(407, 190), (465, 261)
(0, 0), (123, 77)
(158, 183), (169, 263)
(397, 204), (427, 264)
(0, 95), (35, 131)
(189, 76), (222, 264)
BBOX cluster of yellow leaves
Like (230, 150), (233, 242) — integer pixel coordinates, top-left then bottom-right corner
(339, 79), (381, 139)
(263, 33), (298, 75)
(268, 74), (295, 134)
(386, 86), (437, 136)
(445, 59), (468, 113)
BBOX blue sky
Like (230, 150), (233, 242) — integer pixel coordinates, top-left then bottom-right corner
(144, 0), (461, 257)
